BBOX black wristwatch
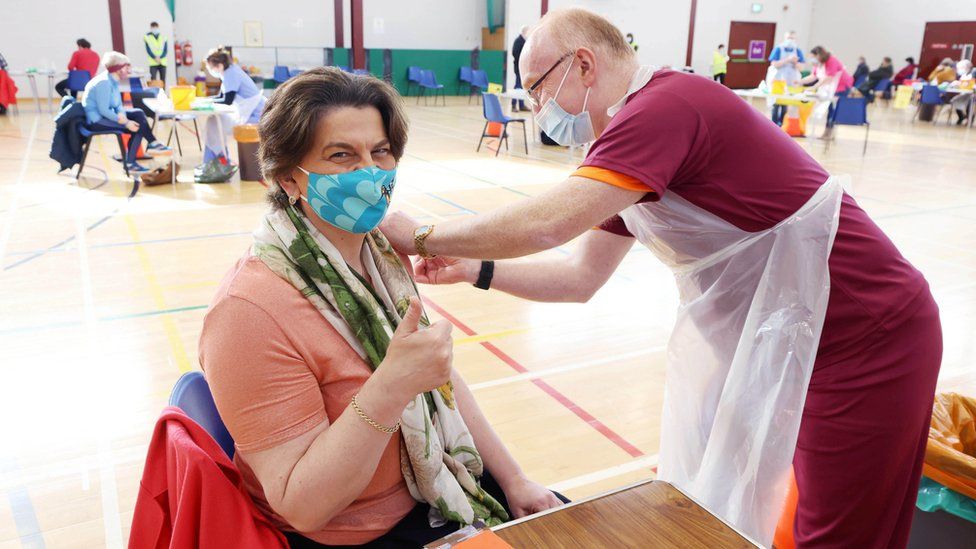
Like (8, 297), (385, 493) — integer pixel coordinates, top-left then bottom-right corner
(474, 261), (494, 290)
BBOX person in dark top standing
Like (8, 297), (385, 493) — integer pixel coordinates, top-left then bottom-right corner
(511, 26), (528, 111)
(852, 56), (869, 83)
(145, 21), (168, 83)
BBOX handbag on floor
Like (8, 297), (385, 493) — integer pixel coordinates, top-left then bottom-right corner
(142, 163), (180, 186)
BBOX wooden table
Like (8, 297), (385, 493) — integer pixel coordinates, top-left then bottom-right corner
(428, 480), (759, 548)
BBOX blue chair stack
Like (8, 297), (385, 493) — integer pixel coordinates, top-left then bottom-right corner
(470, 70), (489, 104)
(828, 96), (870, 155)
(352, 68), (370, 76)
(169, 371), (236, 459)
(129, 77), (144, 92)
(418, 70), (445, 106)
(478, 92), (527, 156)
(458, 66), (474, 95)
(871, 78), (892, 103)
(406, 66), (423, 96)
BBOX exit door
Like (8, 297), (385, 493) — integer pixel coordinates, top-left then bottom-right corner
(919, 21), (976, 80)
(726, 21), (776, 89)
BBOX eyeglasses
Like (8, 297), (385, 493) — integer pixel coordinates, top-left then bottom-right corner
(526, 51), (574, 109)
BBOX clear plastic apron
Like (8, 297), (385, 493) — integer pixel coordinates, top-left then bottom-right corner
(619, 177), (844, 546)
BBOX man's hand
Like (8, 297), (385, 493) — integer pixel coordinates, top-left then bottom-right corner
(380, 211), (421, 255)
(125, 120), (140, 132)
(413, 256), (479, 285)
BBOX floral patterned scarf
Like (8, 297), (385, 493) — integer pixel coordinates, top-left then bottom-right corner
(252, 206), (509, 527)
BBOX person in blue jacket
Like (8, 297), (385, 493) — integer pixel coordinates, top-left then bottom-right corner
(81, 52), (170, 173)
(768, 30), (806, 126)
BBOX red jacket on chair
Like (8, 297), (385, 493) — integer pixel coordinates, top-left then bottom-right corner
(128, 406), (287, 549)
(0, 69), (17, 109)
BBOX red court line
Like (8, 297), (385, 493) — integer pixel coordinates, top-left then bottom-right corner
(422, 297), (645, 458)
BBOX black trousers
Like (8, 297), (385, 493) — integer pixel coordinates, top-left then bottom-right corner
(511, 71), (526, 111)
(285, 472), (569, 548)
(149, 65), (166, 82)
(713, 72), (726, 85)
(89, 109), (157, 163)
(55, 79), (76, 98)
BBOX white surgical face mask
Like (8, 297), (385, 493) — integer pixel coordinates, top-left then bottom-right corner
(534, 58), (595, 147)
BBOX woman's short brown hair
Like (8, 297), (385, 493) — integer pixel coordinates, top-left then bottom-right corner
(258, 67), (408, 209)
(206, 46), (232, 69)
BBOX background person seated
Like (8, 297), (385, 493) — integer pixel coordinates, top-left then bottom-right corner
(892, 57), (917, 86)
(929, 58), (957, 85)
(854, 57), (894, 100)
(950, 59), (975, 125)
(55, 38), (99, 98)
(81, 51), (170, 173)
(199, 68), (565, 548)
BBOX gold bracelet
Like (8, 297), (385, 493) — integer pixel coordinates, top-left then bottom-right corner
(351, 394), (400, 434)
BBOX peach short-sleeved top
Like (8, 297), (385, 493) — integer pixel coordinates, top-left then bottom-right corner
(198, 253), (416, 545)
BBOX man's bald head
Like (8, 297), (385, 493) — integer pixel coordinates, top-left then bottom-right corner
(523, 8), (634, 71)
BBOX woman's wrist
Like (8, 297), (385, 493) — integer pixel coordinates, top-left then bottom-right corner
(465, 260), (483, 285)
(358, 373), (411, 425)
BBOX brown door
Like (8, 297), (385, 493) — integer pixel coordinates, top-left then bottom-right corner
(725, 21), (776, 89)
(919, 21), (976, 80)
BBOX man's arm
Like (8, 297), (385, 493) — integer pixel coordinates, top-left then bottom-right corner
(382, 176), (645, 260)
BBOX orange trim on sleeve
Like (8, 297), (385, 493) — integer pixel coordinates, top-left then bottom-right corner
(573, 166), (655, 193)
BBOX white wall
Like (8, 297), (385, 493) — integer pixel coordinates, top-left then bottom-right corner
(693, 0), (815, 76)
(810, 0), (976, 71)
(363, 0), (485, 50)
(1, 0), (112, 98)
(504, 0), (543, 88)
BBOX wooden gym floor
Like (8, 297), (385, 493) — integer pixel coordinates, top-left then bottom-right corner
(1, 95), (974, 547)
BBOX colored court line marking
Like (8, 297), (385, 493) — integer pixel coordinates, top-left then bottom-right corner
(0, 455), (46, 548)
(422, 297), (645, 458)
(0, 305), (209, 336)
(469, 346), (664, 391)
(454, 327), (530, 345)
(547, 454), (659, 493)
(121, 216), (193, 373)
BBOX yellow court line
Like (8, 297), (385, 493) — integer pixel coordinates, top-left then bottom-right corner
(96, 142), (193, 373)
(454, 327), (530, 345)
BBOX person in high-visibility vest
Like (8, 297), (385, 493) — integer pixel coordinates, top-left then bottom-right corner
(144, 21), (168, 83)
(712, 44), (729, 85)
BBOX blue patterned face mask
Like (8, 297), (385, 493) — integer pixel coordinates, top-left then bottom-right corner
(297, 165), (397, 233)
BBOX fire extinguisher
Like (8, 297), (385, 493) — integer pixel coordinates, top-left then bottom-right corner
(174, 41), (183, 66)
(182, 41), (193, 67)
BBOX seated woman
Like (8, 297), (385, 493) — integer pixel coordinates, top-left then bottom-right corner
(196, 47), (265, 179)
(81, 51), (170, 173)
(199, 67), (565, 547)
(929, 58), (958, 85)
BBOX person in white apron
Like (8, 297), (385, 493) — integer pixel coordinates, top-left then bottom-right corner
(768, 31), (806, 126)
(200, 47), (266, 168)
(380, 9), (942, 548)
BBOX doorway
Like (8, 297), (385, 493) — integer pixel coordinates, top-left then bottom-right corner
(919, 21), (976, 80)
(726, 21), (776, 89)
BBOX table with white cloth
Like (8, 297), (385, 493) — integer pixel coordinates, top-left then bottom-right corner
(143, 97), (236, 185)
(498, 88), (538, 143)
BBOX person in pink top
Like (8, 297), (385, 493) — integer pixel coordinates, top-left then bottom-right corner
(806, 45), (854, 140)
(56, 38), (99, 98)
(381, 8), (941, 548)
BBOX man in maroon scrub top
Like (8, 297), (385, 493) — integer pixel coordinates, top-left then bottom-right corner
(381, 8), (941, 548)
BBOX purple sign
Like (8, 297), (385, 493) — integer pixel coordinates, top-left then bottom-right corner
(748, 40), (767, 61)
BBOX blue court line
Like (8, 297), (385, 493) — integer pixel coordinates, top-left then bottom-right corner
(3, 213), (455, 260)
(3, 171), (136, 272)
(0, 304), (209, 337)
(1, 456), (46, 548)
(404, 152), (533, 198)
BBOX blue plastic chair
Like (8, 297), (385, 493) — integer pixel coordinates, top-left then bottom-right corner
(66, 70), (91, 95)
(169, 371), (236, 459)
(458, 66), (473, 94)
(478, 93), (527, 156)
(77, 124), (129, 178)
(915, 84), (945, 123)
(337, 65), (350, 73)
(406, 65), (424, 96)
(828, 96), (870, 155)
(469, 70), (490, 105)
(289, 68), (303, 78)
(273, 65), (290, 84)
(418, 70), (445, 106)
(853, 75), (867, 89)
(352, 68), (370, 76)
(129, 77), (144, 92)
(871, 78), (892, 102)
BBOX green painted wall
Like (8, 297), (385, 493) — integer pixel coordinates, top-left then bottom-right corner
(332, 47), (350, 68)
(383, 49), (505, 96)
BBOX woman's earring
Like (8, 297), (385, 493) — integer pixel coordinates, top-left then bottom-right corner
(288, 194), (297, 205)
